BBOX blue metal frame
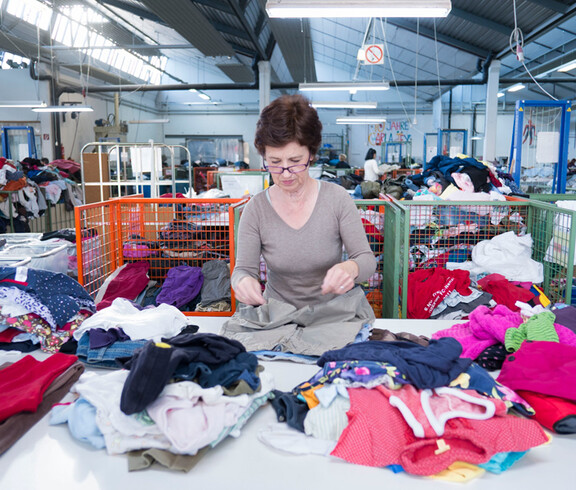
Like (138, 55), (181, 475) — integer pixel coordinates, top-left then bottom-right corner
(384, 142), (404, 163)
(0, 126), (38, 160)
(508, 100), (571, 194)
(437, 129), (468, 157)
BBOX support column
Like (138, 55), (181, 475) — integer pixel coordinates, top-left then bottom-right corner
(483, 60), (501, 162)
(258, 60), (271, 114)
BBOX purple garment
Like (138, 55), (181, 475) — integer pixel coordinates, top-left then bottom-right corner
(497, 341), (576, 402)
(552, 306), (576, 334)
(156, 266), (203, 309)
(88, 327), (131, 349)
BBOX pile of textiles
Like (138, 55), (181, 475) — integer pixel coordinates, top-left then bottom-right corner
(0, 352), (84, 455)
(260, 335), (550, 481)
(0, 157), (82, 233)
(0, 267), (95, 353)
(50, 329), (274, 472)
(93, 259), (232, 313)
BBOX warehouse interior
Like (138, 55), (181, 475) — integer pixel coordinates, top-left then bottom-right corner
(1, 0), (576, 168)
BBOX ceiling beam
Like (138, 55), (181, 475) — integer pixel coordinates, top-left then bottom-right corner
(524, 0), (568, 13)
(450, 8), (512, 36)
(387, 19), (490, 58)
(96, 0), (165, 24)
(226, 0), (268, 60)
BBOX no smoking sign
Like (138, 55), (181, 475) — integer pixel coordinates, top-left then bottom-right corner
(362, 44), (384, 65)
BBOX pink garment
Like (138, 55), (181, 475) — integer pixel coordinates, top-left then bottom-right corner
(96, 261), (150, 310)
(331, 386), (548, 476)
(432, 305), (522, 359)
(451, 172), (475, 192)
(382, 384), (507, 438)
(497, 341), (576, 402)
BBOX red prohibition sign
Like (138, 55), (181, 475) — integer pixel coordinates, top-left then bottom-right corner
(365, 45), (383, 64)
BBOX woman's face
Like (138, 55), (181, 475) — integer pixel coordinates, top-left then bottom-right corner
(264, 141), (311, 192)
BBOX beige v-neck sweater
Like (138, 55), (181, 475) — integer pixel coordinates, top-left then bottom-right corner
(232, 181), (377, 309)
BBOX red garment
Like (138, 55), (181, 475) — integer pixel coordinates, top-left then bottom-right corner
(0, 327), (22, 342)
(331, 386), (548, 475)
(516, 390), (576, 434)
(96, 261), (150, 310)
(497, 341), (576, 402)
(360, 218), (383, 242)
(407, 268), (471, 319)
(477, 273), (535, 311)
(0, 353), (78, 422)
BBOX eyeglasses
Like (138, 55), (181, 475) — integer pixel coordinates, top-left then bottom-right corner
(263, 162), (310, 175)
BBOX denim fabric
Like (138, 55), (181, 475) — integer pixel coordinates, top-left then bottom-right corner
(76, 333), (146, 369)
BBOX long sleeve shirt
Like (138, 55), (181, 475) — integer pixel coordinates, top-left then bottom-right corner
(232, 181), (377, 309)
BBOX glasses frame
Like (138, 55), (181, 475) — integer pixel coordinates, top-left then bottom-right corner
(263, 160), (311, 175)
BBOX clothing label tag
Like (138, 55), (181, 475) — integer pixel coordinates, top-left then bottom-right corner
(15, 267), (28, 283)
(434, 439), (451, 455)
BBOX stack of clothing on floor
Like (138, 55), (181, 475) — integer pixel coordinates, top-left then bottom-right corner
(0, 267), (95, 353)
(0, 351), (84, 455)
(260, 334), (549, 481)
(93, 259), (232, 313)
(434, 304), (576, 435)
(50, 330), (274, 472)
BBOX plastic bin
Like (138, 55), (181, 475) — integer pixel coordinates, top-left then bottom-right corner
(0, 233), (43, 245)
(0, 242), (70, 273)
(0, 257), (32, 267)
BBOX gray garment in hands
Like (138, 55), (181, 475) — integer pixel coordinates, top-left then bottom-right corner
(219, 286), (375, 356)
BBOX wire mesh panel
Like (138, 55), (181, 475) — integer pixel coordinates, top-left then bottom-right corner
(75, 197), (242, 316)
(75, 200), (120, 296)
(528, 200), (576, 306)
(232, 199), (385, 318)
(383, 198), (576, 318)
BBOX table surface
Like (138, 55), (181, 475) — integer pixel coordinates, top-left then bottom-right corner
(1, 318), (575, 490)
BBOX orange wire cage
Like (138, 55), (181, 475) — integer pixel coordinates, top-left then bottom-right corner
(75, 196), (247, 316)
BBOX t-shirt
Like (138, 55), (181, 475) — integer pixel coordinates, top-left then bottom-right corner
(231, 181), (377, 309)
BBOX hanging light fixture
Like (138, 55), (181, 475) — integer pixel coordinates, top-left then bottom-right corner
(311, 101), (378, 109)
(336, 116), (387, 124)
(32, 105), (94, 113)
(266, 0), (452, 18)
(0, 101), (46, 108)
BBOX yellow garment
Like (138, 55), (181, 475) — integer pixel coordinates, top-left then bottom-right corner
(297, 382), (324, 409)
(429, 461), (485, 482)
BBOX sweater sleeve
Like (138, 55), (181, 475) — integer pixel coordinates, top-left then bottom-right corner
(334, 186), (377, 282)
(230, 197), (262, 290)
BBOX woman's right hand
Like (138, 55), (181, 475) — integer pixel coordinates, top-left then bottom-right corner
(233, 276), (266, 306)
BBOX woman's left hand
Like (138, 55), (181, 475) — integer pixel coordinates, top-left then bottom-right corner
(321, 261), (359, 295)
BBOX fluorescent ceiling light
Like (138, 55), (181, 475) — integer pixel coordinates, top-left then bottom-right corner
(507, 83), (525, 93)
(128, 119), (170, 124)
(558, 61), (576, 73)
(470, 136), (483, 140)
(0, 101), (46, 108)
(497, 92), (505, 98)
(336, 116), (387, 125)
(311, 101), (378, 109)
(32, 105), (94, 113)
(266, 0), (452, 18)
(197, 92), (211, 100)
(300, 82), (389, 92)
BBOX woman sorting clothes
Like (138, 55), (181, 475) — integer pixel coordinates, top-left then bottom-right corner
(221, 95), (377, 357)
